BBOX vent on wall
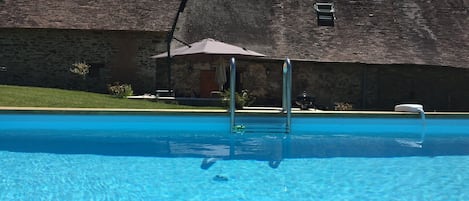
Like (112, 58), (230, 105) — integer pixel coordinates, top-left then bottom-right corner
(314, 2), (335, 26)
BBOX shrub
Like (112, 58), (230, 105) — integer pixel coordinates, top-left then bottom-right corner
(107, 82), (133, 98)
(221, 89), (256, 109)
(70, 62), (90, 79)
(334, 102), (353, 111)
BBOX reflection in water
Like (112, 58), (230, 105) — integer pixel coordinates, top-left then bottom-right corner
(0, 130), (468, 162)
(395, 138), (423, 148)
(200, 158), (219, 170)
(268, 160), (281, 169)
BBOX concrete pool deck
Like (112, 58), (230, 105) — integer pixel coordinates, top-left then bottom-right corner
(1, 106), (468, 117)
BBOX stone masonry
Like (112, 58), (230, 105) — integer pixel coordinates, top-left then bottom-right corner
(0, 28), (167, 93)
(169, 58), (469, 111)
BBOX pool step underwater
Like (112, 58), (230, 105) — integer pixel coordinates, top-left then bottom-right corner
(243, 127), (288, 134)
(234, 117), (289, 133)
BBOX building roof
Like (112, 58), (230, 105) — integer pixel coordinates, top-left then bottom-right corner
(178, 0), (469, 68)
(0, 0), (180, 32)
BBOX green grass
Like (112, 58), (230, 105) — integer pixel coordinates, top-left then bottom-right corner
(0, 85), (219, 109)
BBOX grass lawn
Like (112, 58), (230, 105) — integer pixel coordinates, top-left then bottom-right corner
(0, 85), (220, 109)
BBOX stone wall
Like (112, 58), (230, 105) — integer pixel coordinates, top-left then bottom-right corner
(169, 58), (469, 111)
(370, 64), (469, 111)
(0, 28), (167, 93)
(236, 60), (366, 109)
(4, 25), (467, 111)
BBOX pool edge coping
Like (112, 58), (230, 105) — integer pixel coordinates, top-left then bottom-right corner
(1, 106), (469, 117)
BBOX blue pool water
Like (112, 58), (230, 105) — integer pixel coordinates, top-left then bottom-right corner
(0, 113), (469, 200)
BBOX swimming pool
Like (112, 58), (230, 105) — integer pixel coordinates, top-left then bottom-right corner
(1, 111), (468, 200)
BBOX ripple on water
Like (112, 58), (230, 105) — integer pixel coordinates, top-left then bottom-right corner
(0, 151), (468, 201)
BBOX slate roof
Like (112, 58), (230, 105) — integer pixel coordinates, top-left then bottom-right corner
(1, 0), (467, 68)
(0, 0), (180, 32)
(179, 0), (469, 68)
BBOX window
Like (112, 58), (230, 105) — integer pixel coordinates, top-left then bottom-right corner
(314, 2), (335, 26)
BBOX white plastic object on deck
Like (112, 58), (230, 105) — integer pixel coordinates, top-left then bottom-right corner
(394, 104), (424, 113)
(394, 104), (426, 147)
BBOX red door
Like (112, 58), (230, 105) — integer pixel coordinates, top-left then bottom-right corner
(199, 70), (218, 98)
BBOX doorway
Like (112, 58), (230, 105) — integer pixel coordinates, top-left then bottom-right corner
(199, 70), (218, 98)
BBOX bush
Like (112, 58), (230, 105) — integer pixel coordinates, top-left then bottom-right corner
(221, 89), (256, 109)
(107, 83), (133, 98)
(334, 102), (353, 111)
(70, 62), (90, 79)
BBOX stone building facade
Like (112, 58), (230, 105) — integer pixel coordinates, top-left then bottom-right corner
(1, 0), (469, 110)
(167, 57), (469, 111)
(0, 28), (166, 92)
(167, 0), (469, 111)
(0, 0), (179, 93)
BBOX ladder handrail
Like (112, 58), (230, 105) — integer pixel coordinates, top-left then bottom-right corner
(230, 57), (292, 133)
(229, 57), (236, 132)
(283, 58), (292, 133)
(282, 63), (287, 112)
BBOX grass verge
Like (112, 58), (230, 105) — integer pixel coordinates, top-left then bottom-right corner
(0, 85), (219, 109)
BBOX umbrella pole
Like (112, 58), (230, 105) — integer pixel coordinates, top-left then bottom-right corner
(166, 0), (189, 92)
(166, 42), (172, 90)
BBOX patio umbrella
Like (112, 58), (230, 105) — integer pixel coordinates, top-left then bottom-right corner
(151, 38), (266, 95)
(150, 38), (266, 59)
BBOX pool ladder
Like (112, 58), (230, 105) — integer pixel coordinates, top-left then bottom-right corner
(229, 57), (292, 133)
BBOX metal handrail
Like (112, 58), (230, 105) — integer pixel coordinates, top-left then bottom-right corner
(230, 57), (291, 133)
(283, 58), (292, 133)
(229, 57), (236, 132)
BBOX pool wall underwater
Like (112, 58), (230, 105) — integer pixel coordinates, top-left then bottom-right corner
(1, 110), (468, 159)
(1, 110), (469, 134)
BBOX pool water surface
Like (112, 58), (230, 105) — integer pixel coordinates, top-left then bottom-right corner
(0, 113), (468, 200)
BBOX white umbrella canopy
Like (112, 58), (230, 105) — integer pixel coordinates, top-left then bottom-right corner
(151, 38), (266, 59)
